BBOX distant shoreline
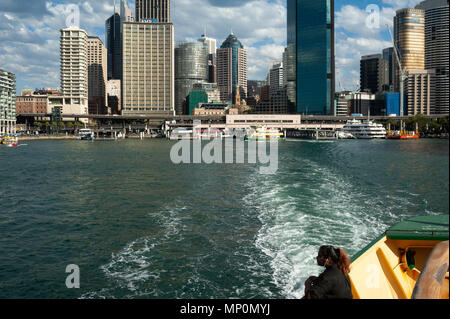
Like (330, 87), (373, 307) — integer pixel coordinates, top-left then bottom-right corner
(19, 136), (77, 141)
(18, 135), (162, 141)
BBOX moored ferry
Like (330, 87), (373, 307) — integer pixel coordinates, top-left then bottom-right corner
(244, 126), (286, 141)
(387, 130), (420, 139)
(77, 129), (94, 141)
(342, 119), (387, 139)
(1, 134), (19, 147)
(349, 214), (449, 299)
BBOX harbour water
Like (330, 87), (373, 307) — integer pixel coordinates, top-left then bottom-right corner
(0, 138), (448, 299)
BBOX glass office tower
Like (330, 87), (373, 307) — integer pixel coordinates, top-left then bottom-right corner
(175, 42), (208, 115)
(287, 0), (335, 115)
(105, 13), (121, 80)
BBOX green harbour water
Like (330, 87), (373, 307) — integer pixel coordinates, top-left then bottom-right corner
(0, 138), (448, 299)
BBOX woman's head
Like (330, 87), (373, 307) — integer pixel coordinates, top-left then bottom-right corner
(316, 245), (351, 275)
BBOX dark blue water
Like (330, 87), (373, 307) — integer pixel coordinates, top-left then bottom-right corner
(0, 138), (448, 298)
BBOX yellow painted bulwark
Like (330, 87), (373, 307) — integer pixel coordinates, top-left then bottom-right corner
(349, 236), (445, 299)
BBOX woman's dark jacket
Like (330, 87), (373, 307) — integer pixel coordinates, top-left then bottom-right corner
(308, 264), (353, 299)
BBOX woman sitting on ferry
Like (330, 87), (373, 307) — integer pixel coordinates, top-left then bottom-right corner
(304, 245), (353, 299)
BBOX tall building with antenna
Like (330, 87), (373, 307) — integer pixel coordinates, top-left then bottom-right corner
(105, 0), (133, 80)
(198, 30), (217, 83)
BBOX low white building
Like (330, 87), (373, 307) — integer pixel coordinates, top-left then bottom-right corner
(47, 96), (89, 123)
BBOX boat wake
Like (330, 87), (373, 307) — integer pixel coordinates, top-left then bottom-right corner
(81, 205), (188, 298)
(243, 158), (396, 299)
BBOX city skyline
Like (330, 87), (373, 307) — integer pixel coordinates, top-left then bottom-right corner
(0, 0), (426, 94)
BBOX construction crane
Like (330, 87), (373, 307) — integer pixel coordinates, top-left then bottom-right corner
(387, 24), (407, 117)
(336, 70), (344, 92)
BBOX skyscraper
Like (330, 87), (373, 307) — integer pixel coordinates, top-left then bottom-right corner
(0, 68), (16, 135)
(381, 47), (394, 92)
(287, 0), (335, 115)
(198, 33), (217, 83)
(87, 36), (108, 114)
(121, 22), (174, 115)
(416, 0), (449, 114)
(121, 0), (174, 115)
(393, 8), (425, 92)
(105, 12), (121, 80)
(269, 62), (284, 94)
(405, 69), (435, 115)
(360, 54), (381, 94)
(106, 1), (133, 80)
(175, 42), (208, 115)
(136, 0), (170, 23)
(217, 33), (247, 103)
(120, 0), (133, 23)
(60, 27), (88, 99)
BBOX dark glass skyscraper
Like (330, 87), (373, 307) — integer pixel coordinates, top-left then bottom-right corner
(287, 0), (335, 115)
(360, 54), (381, 94)
(416, 0), (449, 114)
(105, 13), (122, 80)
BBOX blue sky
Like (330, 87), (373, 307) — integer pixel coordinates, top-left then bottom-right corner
(0, 0), (424, 94)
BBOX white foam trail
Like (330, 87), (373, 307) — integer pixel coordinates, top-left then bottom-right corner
(245, 158), (393, 299)
(82, 205), (188, 298)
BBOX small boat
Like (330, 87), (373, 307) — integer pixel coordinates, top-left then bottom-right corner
(349, 214), (449, 299)
(77, 129), (94, 141)
(244, 126), (286, 141)
(1, 135), (19, 147)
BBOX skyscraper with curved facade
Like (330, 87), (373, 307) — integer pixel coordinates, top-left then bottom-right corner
(216, 33), (247, 103)
(175, 42), (208, 115)
(287, 0), (335, 115)
(393, 8), (425, 92)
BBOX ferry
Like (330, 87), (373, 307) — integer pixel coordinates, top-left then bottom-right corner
(77, 129), (94, 141)
(349, 214), (449, 299)
(169, 128), (193, 140)
(194, 128), (225, 140)
(244, 126), (286, 141)
(342, 119), (387, 139)
(1, 134), (19, 147)
(386, 130), (420, 139)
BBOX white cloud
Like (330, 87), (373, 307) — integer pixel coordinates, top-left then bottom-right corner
(336, 5), (396, 36)
(381, 0), (424, 9)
